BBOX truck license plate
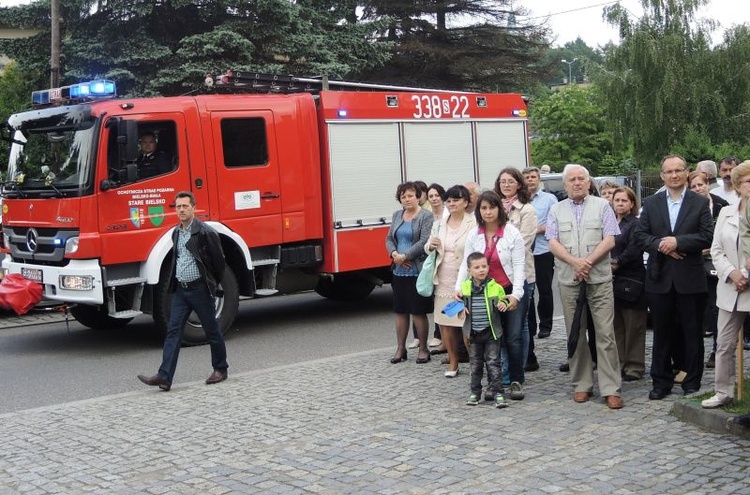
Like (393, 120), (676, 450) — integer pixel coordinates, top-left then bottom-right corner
(21, 268), (43, 283)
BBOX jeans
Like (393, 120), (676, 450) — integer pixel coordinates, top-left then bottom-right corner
(501, 281), (532, 385)
(469, 329), (502, 396)
(158, 285), (228, 384)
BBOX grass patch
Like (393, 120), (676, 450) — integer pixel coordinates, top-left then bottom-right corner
(694, 378), (750, 415)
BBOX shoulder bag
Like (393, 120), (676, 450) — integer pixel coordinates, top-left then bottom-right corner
(416, 223), (440, 297)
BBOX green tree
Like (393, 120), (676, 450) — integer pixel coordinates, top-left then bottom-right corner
(530, 85), (613, 175)
(595, 0), (713, 168)
(357, 0), (551, 91)
(0, 61), (35, 160)
(0, 0), (392, 96)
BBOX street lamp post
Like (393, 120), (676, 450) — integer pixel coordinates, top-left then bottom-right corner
(561, 58), (578, 85)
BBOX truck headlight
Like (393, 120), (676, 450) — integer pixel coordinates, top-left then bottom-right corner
(59, 275), (93, 290)
(65, 237), (79, 254)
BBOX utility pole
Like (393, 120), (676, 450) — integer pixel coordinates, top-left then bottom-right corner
(50, 0), (60, 87)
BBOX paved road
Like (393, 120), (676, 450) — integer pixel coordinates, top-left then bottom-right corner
(0, 289), (396, 414)
(1, 302), (748, 493)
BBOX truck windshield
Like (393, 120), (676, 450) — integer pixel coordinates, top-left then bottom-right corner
(4, 107), (98, 198)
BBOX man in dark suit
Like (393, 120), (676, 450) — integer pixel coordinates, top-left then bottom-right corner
(634, 155), (714, 400)
(137, 132), (171, 179)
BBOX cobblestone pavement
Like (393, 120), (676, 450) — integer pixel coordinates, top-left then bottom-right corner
(1, 318), (748, 495)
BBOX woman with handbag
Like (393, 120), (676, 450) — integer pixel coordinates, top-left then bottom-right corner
(386, 182), (434, 364)
(610, 186), (647, 381)
(425, 185), (476, 377)
(456, 191), (527, 401)
(702, 161), (750, 408)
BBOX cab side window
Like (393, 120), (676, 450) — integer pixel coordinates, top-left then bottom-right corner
(106, 120), (178, 183)
(220, 118), (268, 167)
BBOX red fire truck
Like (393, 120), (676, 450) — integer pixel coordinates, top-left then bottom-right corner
(1, 73), (530, 344)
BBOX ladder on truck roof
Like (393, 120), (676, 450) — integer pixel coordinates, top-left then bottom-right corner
(204, 71), (457, 95)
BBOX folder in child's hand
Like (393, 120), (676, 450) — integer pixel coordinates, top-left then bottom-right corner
(441, 300), (465, 317)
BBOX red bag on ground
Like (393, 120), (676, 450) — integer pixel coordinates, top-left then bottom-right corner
(0, 273), (43, 315)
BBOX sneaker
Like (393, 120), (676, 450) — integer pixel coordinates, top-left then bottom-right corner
(428, 338), (442, 347)
(495, 393), (509, 409)
(510, 381), (525, 400)
(466, 393), (480, 406)
(407, 338), (420, 349)
(705, 352), (716, 369)
(701, 394), (732, 409)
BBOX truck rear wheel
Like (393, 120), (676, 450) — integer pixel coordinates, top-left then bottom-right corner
(314, 274), (375, 301)
(69, 304), (133, 330)
(153, 267), (240, 346)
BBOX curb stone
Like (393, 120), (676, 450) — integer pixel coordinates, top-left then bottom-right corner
(672, 399), (750, 440)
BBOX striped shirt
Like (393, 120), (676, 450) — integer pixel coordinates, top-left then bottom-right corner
(469, 279), (491, 334)
(175, 222), (201, 283)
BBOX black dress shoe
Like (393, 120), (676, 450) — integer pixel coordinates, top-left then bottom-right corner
(559, 362), (570, 372)
(537, 329), (551, 339)
(622, 374), (640, 382)
(138, 374), (171, 391)
(206, 369), (228, 385)
(390, 350), (407, 364)
(430, 346), (447, 355)
(683, 388), (699, 396)
(648, 388), (671, 400)
(525, 357), (540, 372)
(416, 354), (431, 364)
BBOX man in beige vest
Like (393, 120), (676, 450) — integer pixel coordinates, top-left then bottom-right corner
(546, 164), (623, 409)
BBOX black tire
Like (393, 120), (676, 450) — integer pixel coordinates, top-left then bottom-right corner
(153, 266), (240, 346)
(314, 274), (375, 301)
(69, 304), (133, 330)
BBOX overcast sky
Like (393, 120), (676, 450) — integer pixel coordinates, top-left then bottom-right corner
(523, 0), (750, 47)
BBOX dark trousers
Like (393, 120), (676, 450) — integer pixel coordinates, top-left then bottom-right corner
(530, 252), (555, 335)
(469, 329), (502, 396)
(648, 289), (705, 392)
(158, 285), (228, 383)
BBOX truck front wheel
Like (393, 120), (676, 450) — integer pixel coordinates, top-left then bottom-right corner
(153, 267), (240, 346)
(69, 304), (133, 330)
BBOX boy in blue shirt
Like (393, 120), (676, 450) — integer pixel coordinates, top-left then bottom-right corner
(460, 252), (509, 408)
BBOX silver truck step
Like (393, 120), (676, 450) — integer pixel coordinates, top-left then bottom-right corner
(255, 288), (279, 296)
(106, 277), (147, 287)
(110, 310), (142, 319)
(252, 258), (280, 267)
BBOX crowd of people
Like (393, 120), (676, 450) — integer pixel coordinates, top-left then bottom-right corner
(385, 157), (750, 421)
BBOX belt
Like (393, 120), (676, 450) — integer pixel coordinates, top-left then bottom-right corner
(177, 279), (203, 290)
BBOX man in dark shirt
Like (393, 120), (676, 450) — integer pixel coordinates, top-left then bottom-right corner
(137, 132), (171, 179)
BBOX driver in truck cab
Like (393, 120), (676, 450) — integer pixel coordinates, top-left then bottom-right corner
(136, 131), (171, 179)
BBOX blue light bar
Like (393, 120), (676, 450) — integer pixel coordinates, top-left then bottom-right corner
(31, 79), (117, 106)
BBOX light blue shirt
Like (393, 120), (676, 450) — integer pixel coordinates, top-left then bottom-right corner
(665, 187), (687, 232)
(530, 190), (558, 255)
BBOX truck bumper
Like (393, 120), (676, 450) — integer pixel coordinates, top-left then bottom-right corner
(1, 258), (104, 305)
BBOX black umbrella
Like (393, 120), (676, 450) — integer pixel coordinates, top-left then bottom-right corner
(567, 284), (588, 360)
